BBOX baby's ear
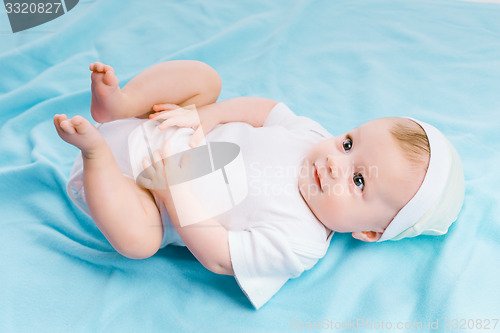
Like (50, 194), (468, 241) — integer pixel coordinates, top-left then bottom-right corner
(352, 231), (383, 242)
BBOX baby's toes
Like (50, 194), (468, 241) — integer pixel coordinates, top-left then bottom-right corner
(90, 70), (103, 83)
(53, 114), (67, 125)
(102, 70), (118, 87)
(53, 114), (65, 134)
(70, 115), (91, 134)
(59, 119), (77, 134)
(90, 62), (105, 72)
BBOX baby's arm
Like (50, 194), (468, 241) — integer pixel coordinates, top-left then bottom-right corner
(153, 97), (277, 130)
(151, 97), (278, 146)
(166, 192), (233, 276)
(170, 202), (233, 276)
(202, 97), (278, 128)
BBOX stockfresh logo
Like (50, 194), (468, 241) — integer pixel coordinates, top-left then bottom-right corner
(4, 0), (79, 33)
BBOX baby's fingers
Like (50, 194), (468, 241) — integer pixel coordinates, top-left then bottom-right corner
(189, 126), (207, 148)
(158, 116), (196, 130)
(161, 140), (177, 181)
(150, 108), (183, 120)
(152, 103), (180, 113)
(150, 103), (182, 123)
(152, 150), (165, 172)
(136, 174), (153, 189)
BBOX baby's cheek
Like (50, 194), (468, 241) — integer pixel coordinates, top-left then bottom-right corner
(326, 193), (357, 225)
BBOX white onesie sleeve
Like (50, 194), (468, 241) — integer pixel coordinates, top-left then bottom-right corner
(227, 225), (305, 310)
(263, 102), (332, 139)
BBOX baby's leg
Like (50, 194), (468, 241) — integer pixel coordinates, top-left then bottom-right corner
(90, 60), (222, 123)
(54, 114), (163, 259)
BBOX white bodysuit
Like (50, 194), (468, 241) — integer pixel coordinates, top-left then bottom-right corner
(67, 102), (334, 309)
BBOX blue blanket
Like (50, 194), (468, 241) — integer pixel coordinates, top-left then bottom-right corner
(1, 0), (499, 331)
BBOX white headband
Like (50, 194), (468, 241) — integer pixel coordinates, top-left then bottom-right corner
(378, 118), (465, 242)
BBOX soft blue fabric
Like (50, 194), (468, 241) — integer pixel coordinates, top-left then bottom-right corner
(1, 0), (499, 331)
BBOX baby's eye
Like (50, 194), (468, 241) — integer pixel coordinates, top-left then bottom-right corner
(343, 137), (352, 152)
(353, 173), (364, 191)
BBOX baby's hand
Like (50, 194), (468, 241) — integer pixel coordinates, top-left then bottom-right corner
(137, 139), (196, 216)
(149, 103), (219, 148)
(136, 140), (171, 194)
(150, 104), (199, 130)
(137, 139), (193, 194)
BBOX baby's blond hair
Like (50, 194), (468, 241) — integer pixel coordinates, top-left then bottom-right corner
(391, 119), (430, 171)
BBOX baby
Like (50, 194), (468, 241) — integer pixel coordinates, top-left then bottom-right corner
(53, 60), (465, 309)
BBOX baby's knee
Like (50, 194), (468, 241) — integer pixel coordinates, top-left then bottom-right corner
(115, 232), (162, 260)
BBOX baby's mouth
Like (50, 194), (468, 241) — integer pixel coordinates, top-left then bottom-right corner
(314, 163), (322, 192)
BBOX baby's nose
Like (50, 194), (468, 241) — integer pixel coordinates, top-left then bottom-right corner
(326, 155), (348, 179)
(326, 156), (337, 178)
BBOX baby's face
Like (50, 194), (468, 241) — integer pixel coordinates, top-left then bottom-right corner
(298, 117), (425, 241)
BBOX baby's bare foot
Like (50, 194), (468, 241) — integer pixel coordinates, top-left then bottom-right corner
(90, 62), (128, 123)
(53, 114), (107, 159)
